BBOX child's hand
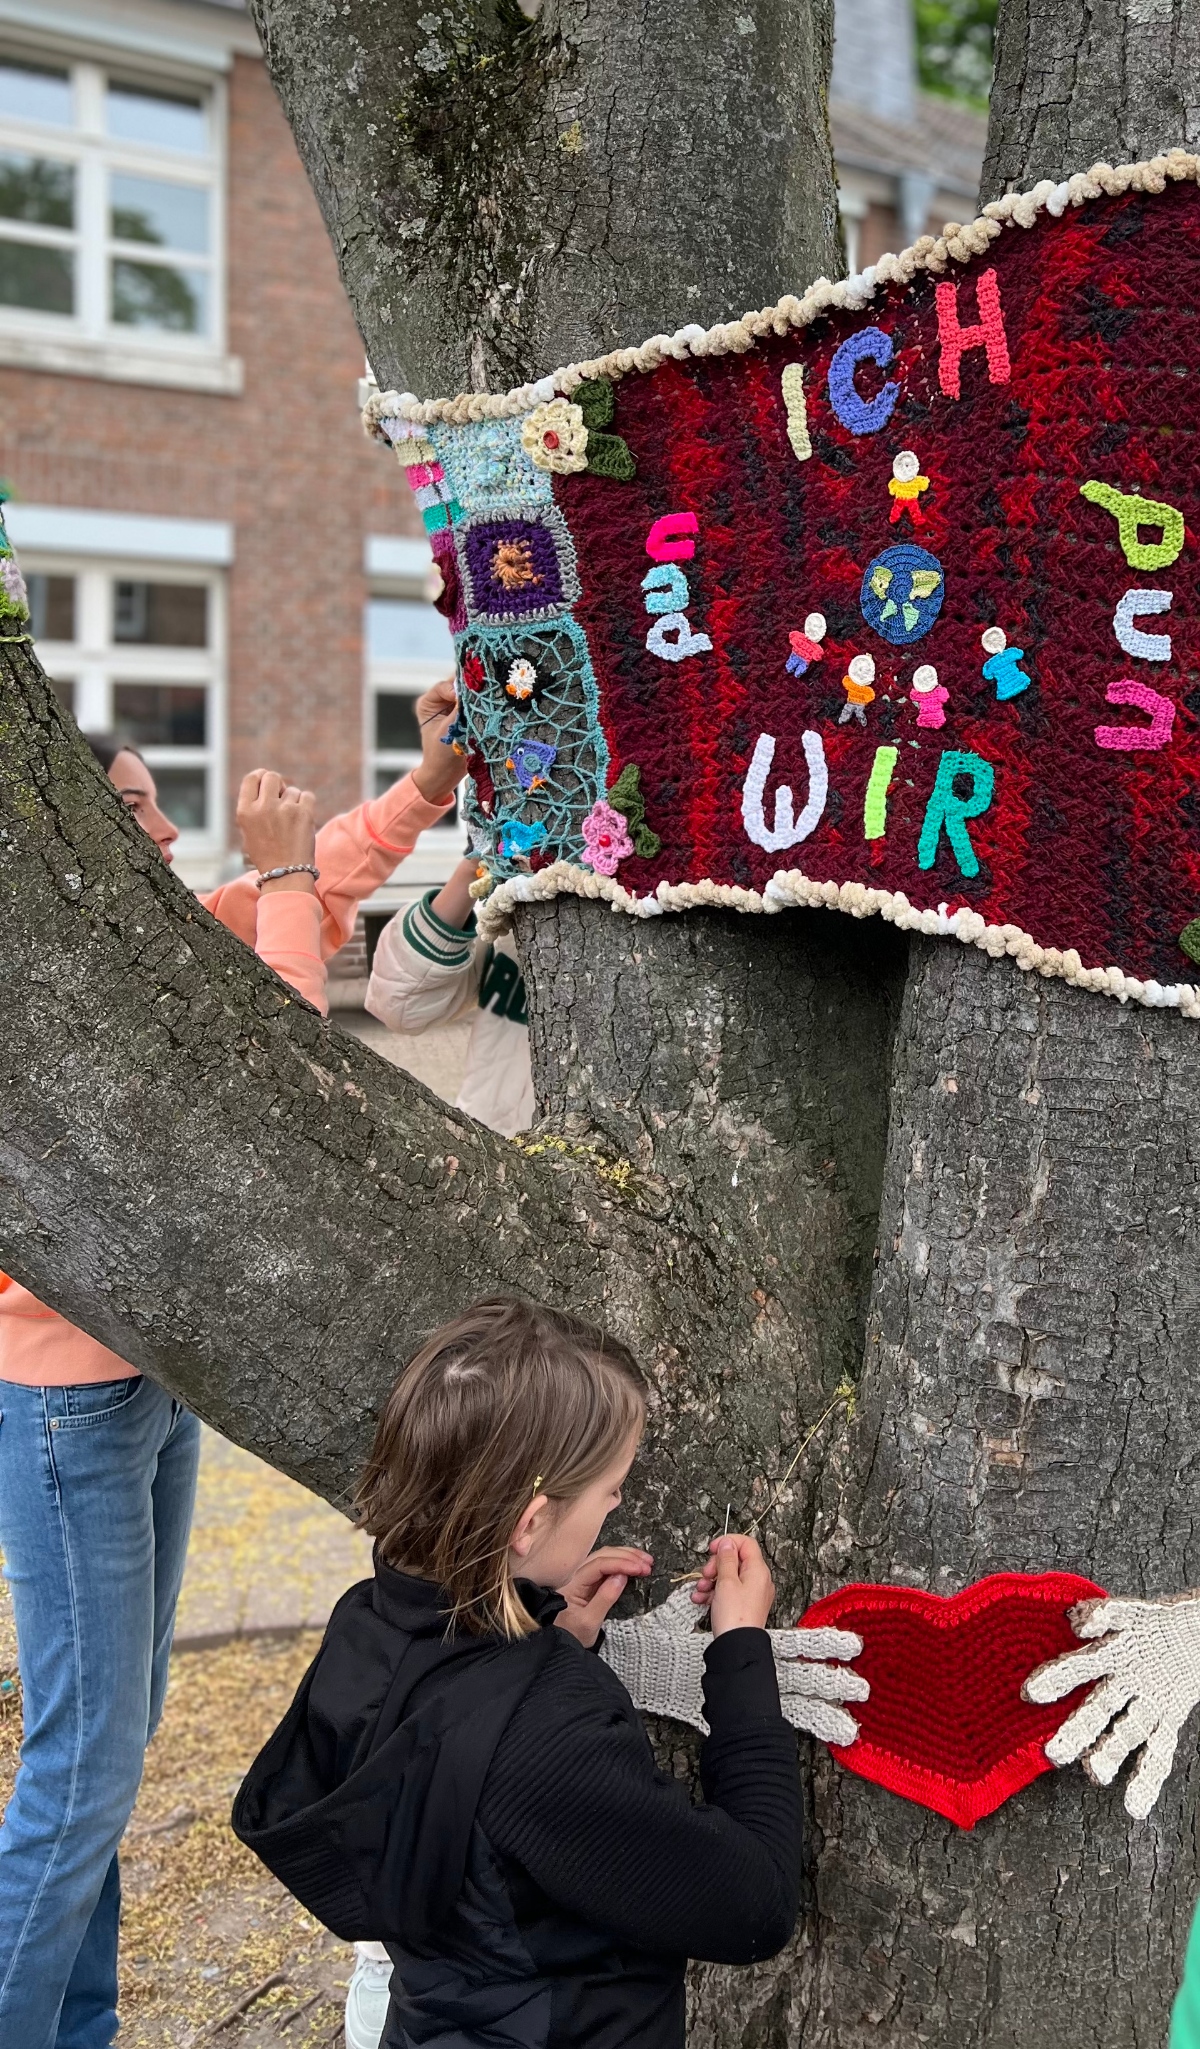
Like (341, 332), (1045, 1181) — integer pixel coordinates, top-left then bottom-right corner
(411, 676), (466, 806)
(694, 1534), (775, 1636)
(554, 1546), (653, 1648)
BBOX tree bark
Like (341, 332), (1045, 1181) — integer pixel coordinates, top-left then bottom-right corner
(246, 0), (842, 395)
(3, 0), (1197, 2042)
(798, 10), (1200, 2039)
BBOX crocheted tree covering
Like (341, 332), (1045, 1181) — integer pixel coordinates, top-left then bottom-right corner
(799, 1571), (1104, 1829)
(365, 154), (1200, 1014)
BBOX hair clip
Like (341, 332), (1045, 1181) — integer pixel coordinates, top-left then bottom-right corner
(530, 1474), (545, 1498)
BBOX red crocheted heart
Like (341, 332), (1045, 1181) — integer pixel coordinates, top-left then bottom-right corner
(799, 1570), (1105, 1829)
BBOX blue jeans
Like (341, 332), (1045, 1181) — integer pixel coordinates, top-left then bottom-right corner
(0, 1374), (201, 2049)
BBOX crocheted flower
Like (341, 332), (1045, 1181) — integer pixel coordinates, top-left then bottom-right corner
(521, 399), (589, 475)
(580, 800), (634, 877)
(490, 538), (541, 592)
(0, 555), (27, 616)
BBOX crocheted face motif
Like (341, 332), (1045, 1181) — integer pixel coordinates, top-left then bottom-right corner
(373, 163), (1200, 1013)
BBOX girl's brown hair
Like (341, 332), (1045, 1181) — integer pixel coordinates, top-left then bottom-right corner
(355, 1295), (647, 1640)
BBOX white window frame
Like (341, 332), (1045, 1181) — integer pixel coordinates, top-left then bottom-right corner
(0, 37), (239, 393)
(26, 551), (227, 881)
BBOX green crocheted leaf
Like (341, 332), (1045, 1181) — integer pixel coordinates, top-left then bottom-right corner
(608, 763), (643, 812)
(1179, 919), (1200, 964)
(575, 378), (614, 429)
(607, 763), (660, 858)
(585, 431), (637, 482)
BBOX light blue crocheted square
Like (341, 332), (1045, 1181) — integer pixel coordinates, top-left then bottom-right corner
(429, 417), (551, 515)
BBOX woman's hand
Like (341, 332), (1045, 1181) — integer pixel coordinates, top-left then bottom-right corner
(554, 1546), (653, 1649)
(411, 675), (467, 806)
(693, 1533), (775, 1637)
(237, 771), (317, 891)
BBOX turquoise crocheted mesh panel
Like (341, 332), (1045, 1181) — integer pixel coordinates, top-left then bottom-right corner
(456, 617), (609, 878)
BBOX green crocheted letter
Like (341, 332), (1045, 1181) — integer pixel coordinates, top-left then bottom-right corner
(863, 746), (899, 840)
(917, 750), (995, 878)
(1080, 479), (1185, 571)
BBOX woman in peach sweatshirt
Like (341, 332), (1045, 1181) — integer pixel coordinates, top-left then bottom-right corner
(0, 684), (464, 2049)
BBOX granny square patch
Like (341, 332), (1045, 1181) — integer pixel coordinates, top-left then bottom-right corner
(800, 1571), (1105, 1828)
(366, 154), (1200, 1015)
(457, 507), (580, 627)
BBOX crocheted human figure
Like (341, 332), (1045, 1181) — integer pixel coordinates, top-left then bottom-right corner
(839, 652), (876, 726)
(600, 1585), (869, 1741)
(888, 450), (930, 527)
(786, 611), (827, 678)
(910, 662), (948, 729)
(1024, 1589), (1200, 1818)
(981, 625), (1032, 700)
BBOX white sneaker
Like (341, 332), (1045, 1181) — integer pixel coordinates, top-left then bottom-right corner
(344, 1941), (393, 2049)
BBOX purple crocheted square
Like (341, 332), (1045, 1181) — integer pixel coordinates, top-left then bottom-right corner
(458, 512), (577, 625)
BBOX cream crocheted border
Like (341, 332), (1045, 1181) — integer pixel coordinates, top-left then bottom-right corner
(477, 863), (1200, 1015)
(363, 150), (1200, 428)
(371, 148), (1200, 1013)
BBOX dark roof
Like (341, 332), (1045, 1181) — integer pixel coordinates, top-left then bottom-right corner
(831, 90), (987, 204)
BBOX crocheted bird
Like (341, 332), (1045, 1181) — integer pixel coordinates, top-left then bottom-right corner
(506, 739), (557, 791)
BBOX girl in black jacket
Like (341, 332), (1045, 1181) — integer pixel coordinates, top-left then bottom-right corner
(233, 1295), (803, 2049)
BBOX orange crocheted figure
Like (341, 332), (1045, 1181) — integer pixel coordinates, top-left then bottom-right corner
(888, 450), (930, 526)
(839, 653), (877, 727)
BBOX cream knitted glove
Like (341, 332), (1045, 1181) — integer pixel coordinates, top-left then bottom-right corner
(1023, 1592), (1200, 1818)
(600, 1585), (868, 1743)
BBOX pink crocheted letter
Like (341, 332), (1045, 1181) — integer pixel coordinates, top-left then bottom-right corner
(936, 269), (1011, 400)
(1094, 678), (1176, 751)
(646, 511), (699, 563)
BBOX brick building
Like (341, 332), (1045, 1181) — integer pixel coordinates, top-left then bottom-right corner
(0, 0), (983, 978)
(0, 0), (459, 944)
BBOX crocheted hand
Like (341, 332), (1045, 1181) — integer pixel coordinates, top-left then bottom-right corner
(600, 1586), (867, 1742)
(1023, 1593), (1200, 1818)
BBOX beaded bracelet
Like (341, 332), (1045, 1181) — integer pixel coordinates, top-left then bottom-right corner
(256, 863), (320, 887)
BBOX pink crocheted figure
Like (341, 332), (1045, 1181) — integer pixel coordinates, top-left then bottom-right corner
(580, 800), (634, 877)
(910, 662), (948, 729)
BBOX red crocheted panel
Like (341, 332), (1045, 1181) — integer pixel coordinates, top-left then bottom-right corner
(557, 179), (1200, 995)
(800, 1571), (1105, 1828)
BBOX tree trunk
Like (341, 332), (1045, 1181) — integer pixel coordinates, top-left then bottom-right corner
(2, 0), (1196, 2042)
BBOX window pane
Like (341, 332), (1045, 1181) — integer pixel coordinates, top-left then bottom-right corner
(106, 82), (206, 154)
(26, 573), (75, 640)
(113, 683), (207, 747)
(49, 676), (74, 715)
(0, 239), (72, 313)
(366, 598), (454, 665)
(111, 257), (205, 334)
(152, 766), (207, 831)
(110, 173), (207, 254)
(375, 693), (422, 752)
(113, 581), (207, 646)
(0, 154), (73, 228)
(0, 60), (72, 127)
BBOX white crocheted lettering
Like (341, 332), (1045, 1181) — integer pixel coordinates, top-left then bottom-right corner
(742, 732), (828, 852)
(1114, 587), (1173, 661)
(645, 612), (713, 662)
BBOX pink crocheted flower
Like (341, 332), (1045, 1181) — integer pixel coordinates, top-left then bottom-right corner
(0, 555), (27, 613)
(579, 800), (634, 877)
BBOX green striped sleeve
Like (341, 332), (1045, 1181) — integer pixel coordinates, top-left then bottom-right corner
(402, 890), (476, 968)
